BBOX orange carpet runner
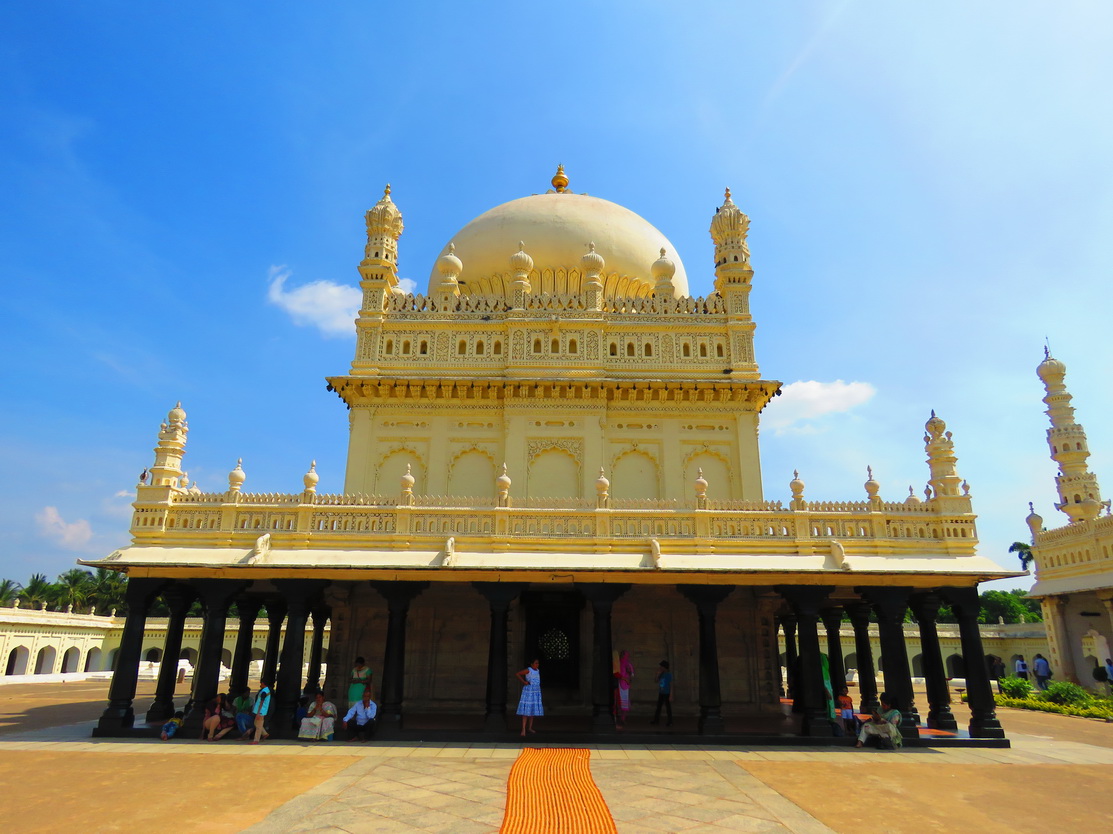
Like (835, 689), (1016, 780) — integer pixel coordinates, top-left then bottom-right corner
(500, 747), (617, 834)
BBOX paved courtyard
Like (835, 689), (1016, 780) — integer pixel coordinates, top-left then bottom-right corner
(1, 681), (1112, 833)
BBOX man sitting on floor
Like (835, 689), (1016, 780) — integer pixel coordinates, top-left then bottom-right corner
(342, 691), (378, 742)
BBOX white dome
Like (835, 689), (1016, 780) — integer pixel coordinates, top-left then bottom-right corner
(427, 191), (689, 299)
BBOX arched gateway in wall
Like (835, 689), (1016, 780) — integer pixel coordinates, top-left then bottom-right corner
(85, 171), (1014, 743)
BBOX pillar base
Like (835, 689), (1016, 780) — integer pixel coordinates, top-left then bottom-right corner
(592, 711), (618, 733)
(145, 700), (175, 723)
(94, 707), (135, 736)
(927, 710), (959, 732)
(698, 712), (725, 735)
(969, 717), (1006, 739)
(801, 715), (834, 737)
(483, 712), (507, 733)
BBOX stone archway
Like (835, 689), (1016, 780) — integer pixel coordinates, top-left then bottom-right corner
(5, 646), (30, 675)
(34, 646), (57, 674)
(84, 647), (103, 672)
(145, 647), (163, 663)
(61, 647), (81, 673)
(946, 653), (966, 677)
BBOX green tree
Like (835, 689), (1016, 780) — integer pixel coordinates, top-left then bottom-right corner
(20, 573), (56, 609)
(55, 568), (94, 612)
(1009, 541), (1034, 571)
(0, 579), (20, 605)
(980, 589), (1042, 624)
(88, 568), (126, 615)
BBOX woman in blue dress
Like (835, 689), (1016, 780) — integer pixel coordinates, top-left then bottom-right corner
(515, 658), (543, 737)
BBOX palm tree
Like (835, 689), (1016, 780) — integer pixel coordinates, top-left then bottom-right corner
(1009, 541), (1034, 571)
(55, 568), (94, 612)
(0, 579), (20, 606)
(88, 568), (127, 615)
(20, 573), (56, 609)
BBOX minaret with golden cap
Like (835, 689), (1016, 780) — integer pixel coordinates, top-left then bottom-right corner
(1037, 350), (1107, 522)
(354, 184), (405, 372)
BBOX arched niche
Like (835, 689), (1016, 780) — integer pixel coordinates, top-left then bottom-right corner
(611, 450), (661, 500)
(683, 451), (732, 499)
(373, 449), (426, 495)
(448, 449), (497, 498)
(527, 448), (580, 499)
(34, 646), (57, 675)
(5, 646), (29, 675)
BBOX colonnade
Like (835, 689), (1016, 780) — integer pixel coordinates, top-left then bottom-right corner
(93, 579), (1002, 741)
(777, 585), (1003, 739)
(94, 578), (332, 737)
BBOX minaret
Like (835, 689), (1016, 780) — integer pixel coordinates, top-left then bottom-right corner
(709, 188), (757, 377)
(354, 184), (405, 371)
(924, 411), (968, 511)
(148, 402), (188, 489)
(1037, 350), (1107, 522)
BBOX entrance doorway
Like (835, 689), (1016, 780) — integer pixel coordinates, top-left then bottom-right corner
(522, 590), (582, 700)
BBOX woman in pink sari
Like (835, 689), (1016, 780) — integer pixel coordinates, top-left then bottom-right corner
(614, 650), (634, 729)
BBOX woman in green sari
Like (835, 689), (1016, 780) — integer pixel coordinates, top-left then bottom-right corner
(348, 656), (374, 705)
(855, 691), (903, 749)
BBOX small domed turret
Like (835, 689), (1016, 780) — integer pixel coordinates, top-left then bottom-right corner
(168, 401), (186, 425)
(864, 466), (880, 499)
(228, 459), (246, 492)
(581, 241), (605, 274)
(652, 248), (676, 297)
(510, 241), (534, 274)
(904, 486), (921, 505)
(304, 460), (319, 492)
(1026, 501), (1043, 538)
(436, 243), (463, 280)
(1036, 348), (1067, 384)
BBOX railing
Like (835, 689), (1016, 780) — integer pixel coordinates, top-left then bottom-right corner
(384, 292), (726, 316)
(136, 489), (978, 546)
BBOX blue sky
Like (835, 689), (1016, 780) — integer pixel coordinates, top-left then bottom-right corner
(1, 2), (1110, 588)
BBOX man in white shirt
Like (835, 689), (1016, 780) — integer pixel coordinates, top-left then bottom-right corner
(342, 692), (378, 742)
(1014, 656), (1029, 680)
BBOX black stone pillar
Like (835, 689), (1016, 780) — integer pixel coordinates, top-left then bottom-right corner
(370, 581), (428, 734)
(260, 599), (286, 688)
(94, 577), (164, 736)
(146, 584), (196, 722)
(846, 602), (880, 714)
(229, 596), (263, 698)
(778, 586), (836, 737)
(859, 586), (919, 738)
(678, 584), (735, 734)
(820, 607), (847, 697)
(272, 580), (329, 736)
(303, 605), (329, 695)
(943, 586), (1005, 738)
(910, 592), (958, 731)
(182, 580), (249, 735)
(781, 614), (799, 701)
(474, 582), (528, 732)
(578, 583), (632, 732)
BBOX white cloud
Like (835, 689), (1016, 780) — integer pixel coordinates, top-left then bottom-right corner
(764, 380), (877, 435)
(397, 277), (417, 294)
(35, 506), (94, 550)
(267, 265), (361, 338)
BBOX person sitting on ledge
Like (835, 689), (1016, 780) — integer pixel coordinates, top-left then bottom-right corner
(298, 691), (338, 741)
(202, 693), (235, 741)
(855, 692), (903, 749)
(341, 691), (378, 742)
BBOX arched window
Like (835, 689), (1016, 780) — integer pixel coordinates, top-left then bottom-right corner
(644, 343), (652, 357)
(533, 338), (542, 354)
(419, 340), (428, 355)
(683, 343), (691, 357)
(626, 343), (634, 357)
(493, 341), (502, 355)
(476, 340), (484, 355)
(402, 340), (411, 355)
(458, 340), (467, 355)
(385, 339), (393, 354)
(551, 338), (559, 354)
(699, 344), (708, 358)
(609, 343), (617, 356)
(568, 339), (578, 354)
(716, 344), (724, 358)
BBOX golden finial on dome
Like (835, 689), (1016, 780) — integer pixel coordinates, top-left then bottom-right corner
(552, 164), (569, 193)
(724, 187), (732, 202)
(384, 183), (391, 196)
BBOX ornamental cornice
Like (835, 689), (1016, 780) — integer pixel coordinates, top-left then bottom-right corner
(327, 376), (780, 410)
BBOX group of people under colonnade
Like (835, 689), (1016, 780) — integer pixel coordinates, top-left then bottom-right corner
(93, 576), (1002, 742)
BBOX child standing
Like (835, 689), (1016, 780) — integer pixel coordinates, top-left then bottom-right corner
(836, 686), (856, 735)
(650, 660), (673, 727)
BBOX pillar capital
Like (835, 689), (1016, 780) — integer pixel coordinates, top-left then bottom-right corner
(777, 585), (834, 619)
(678, 584), (735, 612)
(856, 586), (914, 621)
(370, 580), (428, 611)
(473, 582), (527, 610)
(274, 578), (330, 613)
(235, 595), (264, 622)
(909, 592), (944, 621)
(577, 582), (632, 609)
